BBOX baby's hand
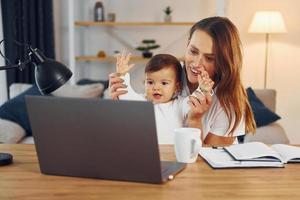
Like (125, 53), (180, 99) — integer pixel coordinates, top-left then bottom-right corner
(116, 50), (135, 75)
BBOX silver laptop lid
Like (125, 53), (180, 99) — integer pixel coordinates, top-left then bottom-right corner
(26, 96), (164, 183)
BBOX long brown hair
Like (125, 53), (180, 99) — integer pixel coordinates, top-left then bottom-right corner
(188, 17), (256, 134)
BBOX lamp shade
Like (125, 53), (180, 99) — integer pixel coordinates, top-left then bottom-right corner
(248, 11), (287, 33)
(30, 47), (72, 95)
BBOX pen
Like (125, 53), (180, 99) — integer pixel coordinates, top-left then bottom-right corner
(212, 146), (224, 149)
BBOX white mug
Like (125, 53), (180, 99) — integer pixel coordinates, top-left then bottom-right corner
(174, 128), (201, 163)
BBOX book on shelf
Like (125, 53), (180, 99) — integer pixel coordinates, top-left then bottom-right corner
(199, 142), (300, 169)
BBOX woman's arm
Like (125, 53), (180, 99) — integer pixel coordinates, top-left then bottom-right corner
(187, 115), (236, 146)
(186, 93), (212, 143)
(184, 71), (214, 142)
(204, 133), (235, 146)
(188, 115), (236, 146)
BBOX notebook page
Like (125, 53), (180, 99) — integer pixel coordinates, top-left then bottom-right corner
(271, 144), (300, 163)
(224, 142), (284, 162)
(199, 147), (284, 168)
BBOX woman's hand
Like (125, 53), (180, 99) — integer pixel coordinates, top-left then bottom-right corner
(108, 73), (128, 99)
(198, 68), (214, 95)
(187, 91), (213, 127)
(187, 71), (214, 127)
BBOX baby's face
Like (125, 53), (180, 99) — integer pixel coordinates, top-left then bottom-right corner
(145, 66), (179, 104)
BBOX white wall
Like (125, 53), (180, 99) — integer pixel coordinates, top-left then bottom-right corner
(226, 0), (300, 144)
(0, 1), (8, 105)
(54, 0), (300, 144)
(55, 0), (218, 91)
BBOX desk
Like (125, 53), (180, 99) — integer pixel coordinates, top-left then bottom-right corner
(0, 144), (300, 200)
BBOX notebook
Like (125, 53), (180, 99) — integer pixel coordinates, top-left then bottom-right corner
(199, 142), (300, 169)
(26, 95), (186, 184)
(224, 142), (300, 163)
(199, 147), (284, 169)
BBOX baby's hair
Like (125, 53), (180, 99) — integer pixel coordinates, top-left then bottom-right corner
(145, 54), (182, 85)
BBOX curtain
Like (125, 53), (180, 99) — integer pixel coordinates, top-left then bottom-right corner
(1, 0), (55, 97)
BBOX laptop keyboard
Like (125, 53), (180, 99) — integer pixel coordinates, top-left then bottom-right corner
(160, 161), (182, 177)
(161, 161), (171, 174)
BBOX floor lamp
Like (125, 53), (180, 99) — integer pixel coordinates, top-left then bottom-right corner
(248, 11), (287, 89)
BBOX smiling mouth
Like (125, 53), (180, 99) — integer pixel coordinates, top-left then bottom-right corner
(190, 67), (201, 76)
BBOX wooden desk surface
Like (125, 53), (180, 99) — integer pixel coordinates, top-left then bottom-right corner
(0, 144), (300, 200)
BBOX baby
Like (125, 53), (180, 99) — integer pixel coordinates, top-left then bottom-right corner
(116, 51), (214, 144)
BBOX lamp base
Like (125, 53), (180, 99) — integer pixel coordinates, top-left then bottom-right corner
(0, 153), (13, 166)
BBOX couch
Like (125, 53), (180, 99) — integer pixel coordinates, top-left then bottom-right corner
(0, 82), (106, 144)
(244, 89), (289, 144)
(0, 84), (289, 144)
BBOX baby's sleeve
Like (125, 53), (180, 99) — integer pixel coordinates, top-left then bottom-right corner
(180, 96), (190, 122)
(119, 73), (146, 101)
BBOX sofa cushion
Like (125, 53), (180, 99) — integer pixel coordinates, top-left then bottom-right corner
(0, 118), (26, 143)
(244, 122), (289, 144)
(9, 83), (33, 99)
(0, 80), (108, 139)
(0, 85), (41, 137)
(247, 87), (281, 127)
(51, 83), (104, 98)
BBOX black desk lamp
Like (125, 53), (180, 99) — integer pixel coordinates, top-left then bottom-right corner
(0, 42), (72, 166)
(0, 46), (72, 94)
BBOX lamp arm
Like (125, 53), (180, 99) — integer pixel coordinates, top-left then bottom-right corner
(0, 59), (32, 71)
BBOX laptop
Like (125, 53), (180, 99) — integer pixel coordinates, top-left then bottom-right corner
(26, 96), (186, 184)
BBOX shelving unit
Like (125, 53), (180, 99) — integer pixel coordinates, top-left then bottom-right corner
(66, 0), (227, 83)
(74, 21), (192, 65)
(76, 55), (149, 62)
(75, 21), (195, 27)
(75, 55), (185, 63)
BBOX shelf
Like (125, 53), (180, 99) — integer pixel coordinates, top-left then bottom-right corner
(76, 55), (150, 63)
(75, 55), (184, 62)
(75, 21), (195, 27)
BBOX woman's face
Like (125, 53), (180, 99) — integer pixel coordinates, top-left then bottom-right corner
(185, 30), (216, 85)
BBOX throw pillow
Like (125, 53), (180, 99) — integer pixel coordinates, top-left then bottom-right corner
(246, 87), (281, 127)
(0, 80), (109, 137)
(0, 118), (26, 143)
(0, 85), (41, 137)
(51, 83), (104, 98)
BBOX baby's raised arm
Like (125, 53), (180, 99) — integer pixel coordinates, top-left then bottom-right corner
(115, 51), (146, 101)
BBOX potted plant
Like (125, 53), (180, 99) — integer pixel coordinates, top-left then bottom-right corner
(136, 39), (160, 58)
(163, 6), (172, 22)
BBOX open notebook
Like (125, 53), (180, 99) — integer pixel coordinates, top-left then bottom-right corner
(224, 142), (300, 164)
(199, 142), (300, 169)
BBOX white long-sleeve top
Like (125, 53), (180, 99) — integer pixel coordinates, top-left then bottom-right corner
(119, 70), (246, 144)
(119, 73), (190, 144)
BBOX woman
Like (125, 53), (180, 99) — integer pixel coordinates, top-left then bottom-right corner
(109, 16), (256, 146)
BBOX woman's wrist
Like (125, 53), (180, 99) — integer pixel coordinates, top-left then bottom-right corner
(187, 116), (202, 128)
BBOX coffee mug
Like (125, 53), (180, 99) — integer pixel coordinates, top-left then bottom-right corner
(174, 128), (201, 163)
